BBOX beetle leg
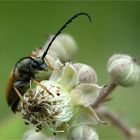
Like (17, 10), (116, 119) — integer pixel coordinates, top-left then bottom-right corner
(32, 79), (54, 97)
(13, 87), (24, 103)
(13, 87), (29, 112)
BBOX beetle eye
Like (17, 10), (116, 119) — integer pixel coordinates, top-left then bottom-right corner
(31, 61), (38, 69)
(40, 63), (48, 70)
(32, 58), (48, 70)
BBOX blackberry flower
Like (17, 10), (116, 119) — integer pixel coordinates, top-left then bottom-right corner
(20, 62), (102, 134)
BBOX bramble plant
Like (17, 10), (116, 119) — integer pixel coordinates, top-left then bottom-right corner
(19, 33), (140, 140)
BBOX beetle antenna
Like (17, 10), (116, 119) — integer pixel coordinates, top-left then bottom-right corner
(42, 12), (91, 59)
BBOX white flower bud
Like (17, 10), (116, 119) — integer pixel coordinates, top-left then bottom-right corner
(19, 62), (102, 134)
(108, 54), (140, 87)
(42, 33), (78, 62)
(69, 125), (99, 140)
(22, 130), (50, 140)
(73, 63), (97, 84)
(56, 33), (78, 59)
(30, 33), (77, 64)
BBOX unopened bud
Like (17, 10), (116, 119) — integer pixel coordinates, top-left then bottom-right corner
(43, 33), (78, 62)
(22, 130), (50, 140)
(73, 63), (97, 84)
(56, 33), (78, 59)
(108, 54), (140, 87)
(69, 125), (99, 140)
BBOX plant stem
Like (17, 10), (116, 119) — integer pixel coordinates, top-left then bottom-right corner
(97, 106), (134, 140)
(92, 81), (117, 108)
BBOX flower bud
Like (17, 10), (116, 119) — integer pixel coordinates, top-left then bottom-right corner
(22, 130), (50, 140)
(73, 63), (97, 84)
(69, 125), (99, 140)
(56, 33), (78, 59)
(108, 54), (140, 87)
(42, 33), (78, 62)
(30, 33), (77, 64)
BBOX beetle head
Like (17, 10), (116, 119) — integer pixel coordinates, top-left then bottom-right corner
(32, 57), (48, 71)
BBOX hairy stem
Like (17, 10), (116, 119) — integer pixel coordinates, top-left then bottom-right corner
(97, 106), (134, 140)
(92, 81), (117, 108)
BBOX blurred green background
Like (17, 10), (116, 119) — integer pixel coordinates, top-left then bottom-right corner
(0, 1), (140, 139)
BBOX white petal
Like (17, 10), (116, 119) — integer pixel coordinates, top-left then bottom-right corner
(59, 63), (78, 91)
(44, 53), (57, 69)
(70, 106), (99, 127)
(49, 69), (62, 82)
(54, 59), (64, 69)
(71, 83), (102, 106)
(49, 59), (63, 82)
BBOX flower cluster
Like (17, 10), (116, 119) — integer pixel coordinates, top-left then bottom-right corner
(19, 33), (101, 140)
(19, 33), (140, 140)
(20, 61), (102, 133)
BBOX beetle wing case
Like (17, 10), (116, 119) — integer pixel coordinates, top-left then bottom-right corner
(6, 69), (14, 106)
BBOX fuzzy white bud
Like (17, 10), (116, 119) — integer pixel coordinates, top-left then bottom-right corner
(69, 125), (99, 140)
(56, 33), (78, 59)
(73, 63), (97, 84)
(43, 33), (78, 62)
(22, 130), (50, 140)
(108, 54), (140, 87)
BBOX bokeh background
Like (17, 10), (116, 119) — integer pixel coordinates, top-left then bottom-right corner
(0, 1), (140, 139)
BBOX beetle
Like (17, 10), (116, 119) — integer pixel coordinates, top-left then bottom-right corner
(6, 12), (91, 113)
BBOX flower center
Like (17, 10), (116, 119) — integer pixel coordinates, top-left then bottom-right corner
(20, 80), (73, 132)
